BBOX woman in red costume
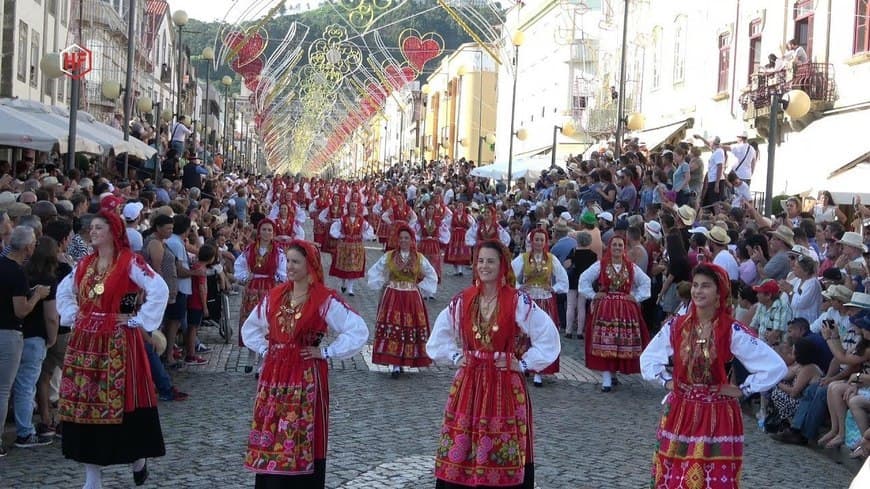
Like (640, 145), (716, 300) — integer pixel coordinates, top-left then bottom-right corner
(242, 240), (368, 489)
(328, 201), (375, 296)
(641, 263), (786, 489)
(511, 228), (569, 387)
(367, 225), (438, 377)
(308, 188), (331, 249)
(235, 219), (287, 373)
(578, 235), (652, 392)
(383, 197), (417, 252)
(415, 202), (450, 289)
(464, 204), (510, 251)
(445, 202), (474, 276)
(426, 240), (560, 489)
(56, 210), (169, 489)
(317, 194), (344, 256)
(374, 190), (396, 246)
(271, 200), (306, 248)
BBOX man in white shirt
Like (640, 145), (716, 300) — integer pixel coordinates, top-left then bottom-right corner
(169, 116), (192, 155)
(123, 202), (144, 253)
(406, 181), (417, 205)
(809, 284), (853, 336)
(709, 226), (739, 281)
(727, 172), (752, 208)
(694, 135), (725, 206)
(444, 184), (454, 205)
(728, 132), (756, 185)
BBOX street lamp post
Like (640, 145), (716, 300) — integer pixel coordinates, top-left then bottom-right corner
(231, 96), (238, 166)
(121, 0), (137, 179)
(614, 0), (630, 158)
(507, 30), (524, 187)
(202, 47), (215, 161)
(172, 10), (189, 119)
(764, 89), (810, 215)
(420, 84), (430, 163)
(40, 53), (74, 171)
(221, 75), (232, 158)
(550, 121), (576, 169)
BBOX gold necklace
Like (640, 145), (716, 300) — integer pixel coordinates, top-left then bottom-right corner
(472, 297), (499, 344)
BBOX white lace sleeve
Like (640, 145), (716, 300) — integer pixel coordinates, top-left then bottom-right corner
(426, 297), (462, 363)
(322, 297), (369, 360)
(631, 265), (652, 302)
(418, 255), (438, 297)
(732, 324), (788, 394)
(127, 256), (170, 332)
(551, 254), (569, 294)
(366, 253), (389, 290)
(516, 292), (560, 371)
(241, 297), (270, 355)
(56, 267), (78, 327)
(578, 262), (601, 298)
(641, 320), (674, 386)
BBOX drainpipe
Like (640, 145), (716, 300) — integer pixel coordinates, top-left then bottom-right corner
(824, 0), (832, 67)
(730, 0), (740, 118)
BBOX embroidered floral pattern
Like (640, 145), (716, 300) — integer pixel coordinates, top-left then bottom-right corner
(59, 322), (127, 424)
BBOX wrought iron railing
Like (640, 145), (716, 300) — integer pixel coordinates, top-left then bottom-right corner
(739, 62), (836, 117)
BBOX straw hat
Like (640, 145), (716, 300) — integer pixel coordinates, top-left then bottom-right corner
(822, 284), (852, 303)
(676, 205), (696, 226)
(844, 292), (870, 309)
(707, 226), (730, 246)
(839, 232), (868, 253)
(150, 330), (168, 355)
(644, 220), (663, 241)
(770, 225), (795, 247)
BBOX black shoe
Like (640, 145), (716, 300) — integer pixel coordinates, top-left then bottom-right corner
(771, 430), (807, 445)
(348, 291), (355, 296)
(612, 377), (621, 386)
(244, 365), (253, 374)
(14, 433), (53, 447)
(601, 386), (612, 393)
(533, 380), (543, 387)
(341, 287), (347, 293)
(0, 445), (7, 457)
(390, 370), (401, 379)
(134, 461), (148, 486)
(565, 333), (573, 339)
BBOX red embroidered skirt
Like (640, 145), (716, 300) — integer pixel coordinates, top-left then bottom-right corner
(371, 287), (432, 367)
(651, 386), (744, 489)
(328, 238), (366, 279)
(435, 354), (533, 487)
(239, 277), (277, 347)
(59, 313), (164, 465)
(245, 344), (329, 476)
(376, 218), (390, 244)
(312, 219), (328, 248)
(584, 292), (649, 374)
(444, 228), (471, 265)
(420, 237), (443, 283)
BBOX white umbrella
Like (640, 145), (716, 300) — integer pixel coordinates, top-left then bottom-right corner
(76, 112), (158, 160)
(0, 99), (104, 155)
(0, 105), (104, 154)
(0, 105), (63, 152)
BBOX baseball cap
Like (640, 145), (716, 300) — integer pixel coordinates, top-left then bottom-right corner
(123, 202), (144, 222)
(752, 279), (780, 296)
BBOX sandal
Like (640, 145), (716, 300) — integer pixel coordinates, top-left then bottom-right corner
(824, 435), (844, 449)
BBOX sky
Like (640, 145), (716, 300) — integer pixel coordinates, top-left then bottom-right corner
(167, 0), (240, 23)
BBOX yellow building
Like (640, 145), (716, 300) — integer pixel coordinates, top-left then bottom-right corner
(420, 43), (498, 165)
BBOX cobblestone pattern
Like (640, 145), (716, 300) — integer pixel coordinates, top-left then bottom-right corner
(0, 243), (859, 488)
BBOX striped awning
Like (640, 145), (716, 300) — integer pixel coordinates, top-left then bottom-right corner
(145, 0), (168, 16)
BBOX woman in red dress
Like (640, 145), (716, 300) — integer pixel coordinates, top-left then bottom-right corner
(375, 190), (396, 246)
(56, 210), (169, 488)
(384, 197), (417, 252)
(464, 204), (510, 253)
(309, 188), (331, 249)
(367, 224), (438, 377)
(328, 201), (375, 296)
(445, 202), (474, 276)
(242, 240), (368, 489)
(578, 235), (652, 392)
(235, 219), (287, 372)
(511, 228), (569, 386)
(415, 202), (450, 288)
(317, 194), (344, 256)
(641, 263), (786, 489)
(426, 240), (560, 489)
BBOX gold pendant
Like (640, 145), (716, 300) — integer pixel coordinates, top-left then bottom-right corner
(492, 326), (499, 332)
(294, 311), (302, 320)
(93, 283), (105, 296)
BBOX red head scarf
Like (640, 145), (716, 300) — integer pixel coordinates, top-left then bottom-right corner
(457, 240), (522, 350)
(527, 227), (550, 256)
(598, 235), (634, 290)
(245, 218), (279, 272)
(393, 223), (418, 254)
(98, 209), (130, 252)
(673, 263), (743, 384)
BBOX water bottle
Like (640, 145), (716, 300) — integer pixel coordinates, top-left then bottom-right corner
(756, 407), (767, 432)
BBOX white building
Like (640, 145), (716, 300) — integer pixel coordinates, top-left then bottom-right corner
(0, 0), (71, 105)
(628, 0), (870, 200)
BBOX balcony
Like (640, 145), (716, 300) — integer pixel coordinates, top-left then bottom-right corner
(739, 63), (836, 123)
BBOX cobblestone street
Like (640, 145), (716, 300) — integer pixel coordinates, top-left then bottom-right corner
(1, 244), (861, 488)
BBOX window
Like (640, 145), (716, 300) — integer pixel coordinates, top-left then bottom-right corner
(856, 0), (870, 54)
(673, 17), (688, 83)
(17, 22), (28, 82)
(651, 27), (662, 89)
(794, 0), (814, 60)
(718, 33), (730, 93)
(31, 31), (40, 88)
(748, 20), (762, 80)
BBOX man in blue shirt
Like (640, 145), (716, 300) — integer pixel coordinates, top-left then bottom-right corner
(786, 317), (833, 373)
(550, 222), (575, 331)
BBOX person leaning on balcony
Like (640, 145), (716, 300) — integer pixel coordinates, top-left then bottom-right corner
(784, 39), (809, 67)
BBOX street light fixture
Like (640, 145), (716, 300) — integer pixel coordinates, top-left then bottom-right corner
(202, 46), (215, 159)
(41, 53), (76, 171)
(420, 84), (430, 162)
(550, 121), (576, 169)
(764, 88), (810, 215)
(477, 132), (496, 166)
(507, 30), (524, 187)
(172, 10), (189, 120)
